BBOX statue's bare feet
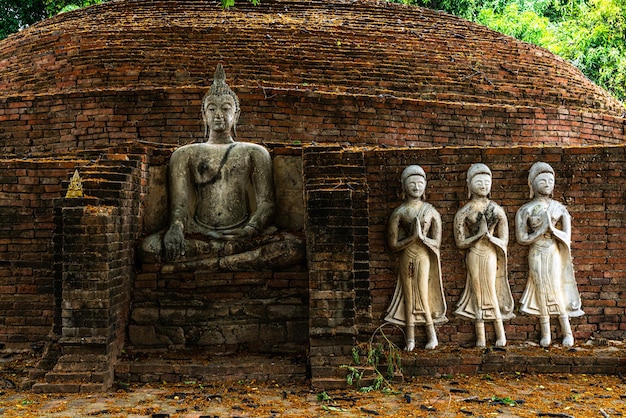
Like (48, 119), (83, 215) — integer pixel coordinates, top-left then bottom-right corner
(405, 340), (415, 352)
(494, 320), (506, 348)
(540, 334), (551, 347)
(425, 338), (438, 350)
(475, 321), (486, 348)
(562, 334), (574, 347)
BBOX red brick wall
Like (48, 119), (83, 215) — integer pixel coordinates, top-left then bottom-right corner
(1, 0), (625, 388)
(131, 268), (310, 354)
(0, 160), (77, 348)
(2, 140), (626, 385)
(2, 0), (624, 158)
(1, 90), (624, 156)
(0, 149), (145, 351)
(54, 152), (145, 351)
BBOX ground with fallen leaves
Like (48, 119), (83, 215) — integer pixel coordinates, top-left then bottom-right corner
(1, 351), (626, 417)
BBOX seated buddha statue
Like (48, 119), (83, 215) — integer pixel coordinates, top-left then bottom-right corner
(140, 64), (304, 272)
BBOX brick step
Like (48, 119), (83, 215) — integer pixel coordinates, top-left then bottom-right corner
(312, 344), (626, 389)
(115, 353), (308, 385)
(399, 344), (626, 376)
(32, 381), (109, 393)
(44, 370), (110, 384)
(30, 353), (115, 393)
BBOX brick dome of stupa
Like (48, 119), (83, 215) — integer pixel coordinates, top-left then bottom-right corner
(0, 0), (623, 154)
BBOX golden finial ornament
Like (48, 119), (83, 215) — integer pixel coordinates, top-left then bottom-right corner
(65, 169), (84, 198)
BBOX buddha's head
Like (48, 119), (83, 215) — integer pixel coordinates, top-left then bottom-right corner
(201, 64), (241, 138)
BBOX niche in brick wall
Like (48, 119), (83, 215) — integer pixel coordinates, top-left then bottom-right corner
(132, 146), (308, 354)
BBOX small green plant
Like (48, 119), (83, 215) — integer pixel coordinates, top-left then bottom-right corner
(321, 405), (348, 412)
(491, 396), (517, 406)
(316, 391), (332, 402)
(341, 323), (403, 393)
(316, 391), (350, 412)
(351, 345), (360, 364)
(344, 365), (363, 386)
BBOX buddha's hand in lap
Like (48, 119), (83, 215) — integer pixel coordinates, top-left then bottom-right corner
(163, 223), (185, 260)
(220, 225), (258, 241)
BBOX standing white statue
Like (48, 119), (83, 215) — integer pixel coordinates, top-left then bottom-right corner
(385, 165), (447, 351)
(515, 162), (583, 347)
(453, 163), (514, 348)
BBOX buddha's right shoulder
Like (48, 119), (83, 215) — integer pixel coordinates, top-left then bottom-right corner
(173, 142), (203, 152)
(171, 143), (203, 156)
(169, 144), (200, 164)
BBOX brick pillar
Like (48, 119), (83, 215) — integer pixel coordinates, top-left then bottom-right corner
(60, 200), (120, 345)
(33, 196), (132, 392)
(303, 147), (370, 388)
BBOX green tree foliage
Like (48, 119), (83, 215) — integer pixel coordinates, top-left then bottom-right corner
(551, 0), (626, 101)
(0, 0), (47, 39)
(477, 3), (558, 46)
(0, 0), (107, 40)
(44, 0), (108, 15)
(392, 0), (626, 102)
(221, 0), (262, 8)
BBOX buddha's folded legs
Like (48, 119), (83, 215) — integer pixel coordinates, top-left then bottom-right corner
(161, 234), (305, 273)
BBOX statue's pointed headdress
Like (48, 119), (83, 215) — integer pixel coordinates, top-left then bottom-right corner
(202, 64), (240, 138)
(209, 64), (233, 97)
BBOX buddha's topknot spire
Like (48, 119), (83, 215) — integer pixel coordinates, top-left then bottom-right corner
(207, 63), (237, 100)
(212, 64), (227, 89)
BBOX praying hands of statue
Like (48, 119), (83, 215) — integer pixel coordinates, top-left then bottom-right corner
(415, 217), (424, 242)
(530, 211), (550, 242)
(415, 216), (440, 250)
(481, 213), (509, 250)
(478, 215), (489, 239)
(545, 209), (571, 247)
(544, 209), (555, 232)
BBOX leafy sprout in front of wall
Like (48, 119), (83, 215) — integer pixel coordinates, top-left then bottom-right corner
(341, 323), (403, 393)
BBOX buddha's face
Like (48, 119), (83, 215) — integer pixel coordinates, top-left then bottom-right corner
(533, 172), (555, 196)
(203, 94), (238, 133)
(403, 175), (426, 199)
(470, 173), (491, 197)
